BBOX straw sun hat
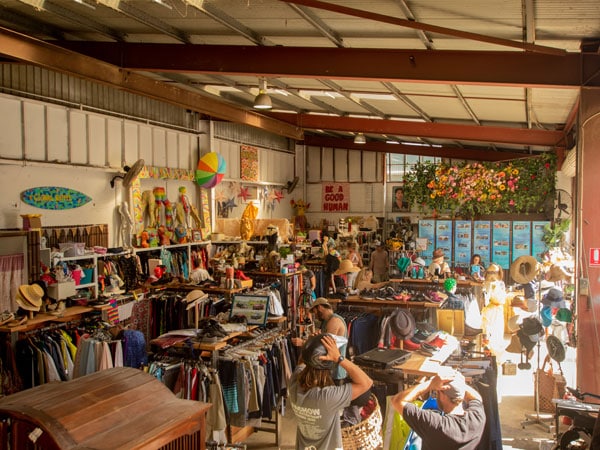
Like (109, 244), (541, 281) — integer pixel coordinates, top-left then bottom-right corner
(16, 284), (44, 312)
(334, 259), (361, 275)
(509, 255), (539, 284)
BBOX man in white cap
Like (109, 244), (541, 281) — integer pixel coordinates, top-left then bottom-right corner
(391, 369), (485, 449)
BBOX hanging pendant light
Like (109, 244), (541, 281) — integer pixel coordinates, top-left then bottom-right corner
(354, 132), (366, 144)
(253, 77), (272, 110)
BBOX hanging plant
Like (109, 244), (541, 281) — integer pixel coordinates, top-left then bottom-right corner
(403, 153), (556, 219)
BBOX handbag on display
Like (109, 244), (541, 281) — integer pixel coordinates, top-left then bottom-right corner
(535, 354), (566, 412)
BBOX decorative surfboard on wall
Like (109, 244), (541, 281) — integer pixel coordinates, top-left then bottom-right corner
(21, 187), (92, 210)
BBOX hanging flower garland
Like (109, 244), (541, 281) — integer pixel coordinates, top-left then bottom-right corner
(403, 153), (556, 218)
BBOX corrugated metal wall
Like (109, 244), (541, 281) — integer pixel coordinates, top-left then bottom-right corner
(0, 64), (198, 132)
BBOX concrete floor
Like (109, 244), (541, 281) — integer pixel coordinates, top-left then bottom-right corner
(241, 337), (576, 450)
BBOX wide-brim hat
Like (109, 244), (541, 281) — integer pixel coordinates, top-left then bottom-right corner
(185, 289), (208, 303)
(517, 329), (537, 352)
(521, 316), (544, 336)
(485, 263), (504, 282)
(301, 334), (333, 370)
(432, 248), (445, 264)
(16, 284), (44, 311)
(510, 256), (539, 284)
(505, 334), (523, 353)
(507, 314), (522, 333)
(555, 307), (573, 323)
(546, 335), (566, 362)
(334, 259), (360, 275)
(546, 264), (573, 283)
(390, 309), (416, 340)
(541, 306), (554, 327)
(542, 287), (565, 307)
(510, 295), (529, 311)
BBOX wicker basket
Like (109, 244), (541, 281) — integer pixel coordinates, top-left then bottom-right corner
(341, 395), (383, 450)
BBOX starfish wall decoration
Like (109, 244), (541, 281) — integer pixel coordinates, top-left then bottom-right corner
(274, 190), (285, 203)
(238, 186), (251, 202)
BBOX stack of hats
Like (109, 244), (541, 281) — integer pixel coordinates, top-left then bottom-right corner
(16, 284), (44, 312)
(516, 316), (544, 369)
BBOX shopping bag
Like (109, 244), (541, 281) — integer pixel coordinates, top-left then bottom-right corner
(535, 355), (566, 412)
(403, 396), (438, 450)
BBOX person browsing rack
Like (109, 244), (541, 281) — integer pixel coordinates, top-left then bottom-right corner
(289, 334), (373, 450)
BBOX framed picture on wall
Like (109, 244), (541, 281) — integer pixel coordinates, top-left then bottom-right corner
(230, 294), (270, 326)
(391, 185), (409, 211)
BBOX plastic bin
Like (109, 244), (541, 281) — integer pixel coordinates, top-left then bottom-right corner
(80, 268), (94, 285)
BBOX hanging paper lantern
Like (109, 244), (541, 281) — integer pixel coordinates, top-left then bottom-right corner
(195, 152), (226, 188)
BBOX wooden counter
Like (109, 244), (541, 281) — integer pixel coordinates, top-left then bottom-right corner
(392, 334), (459, 376)
(0, 367), (211, 450)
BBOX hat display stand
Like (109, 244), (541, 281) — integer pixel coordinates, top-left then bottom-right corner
(520, 267), (555, 432)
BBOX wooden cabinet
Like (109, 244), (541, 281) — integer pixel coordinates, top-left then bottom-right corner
(0, 367), (210, 450)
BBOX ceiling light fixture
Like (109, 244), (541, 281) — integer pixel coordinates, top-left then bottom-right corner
(152, 0), (172, 9)
(73, 0), (96, 9)
(354, 133), (366, 144)
(253, 78), (272, 110)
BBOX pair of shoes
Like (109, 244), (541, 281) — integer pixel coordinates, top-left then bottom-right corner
(403, 338), (421, 351)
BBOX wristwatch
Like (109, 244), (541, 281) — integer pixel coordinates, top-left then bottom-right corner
(337, 355), (345, 363)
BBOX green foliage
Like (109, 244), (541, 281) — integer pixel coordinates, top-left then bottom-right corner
(542, 219), (571, 248)
(402, 153), (556, 218)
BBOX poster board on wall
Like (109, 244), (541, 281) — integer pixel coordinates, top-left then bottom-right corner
(454, 220), (472, 268)
(532, 221), (550, 259)
(418, 220), (435, 260)
(492, 221), (510, 268)
(512, 221), (532, 260)
(435, 220), (453, 264)
(473, 221), (491, 267)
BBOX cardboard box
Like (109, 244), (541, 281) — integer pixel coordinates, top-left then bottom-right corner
(436, 309), (465, 336)
(502, 361), (517, 375)
(21, 214), (42, 230)
(48, 281), (77, 300)
(239, 279), (253, 289)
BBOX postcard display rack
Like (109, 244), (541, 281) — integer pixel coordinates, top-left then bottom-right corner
(416, 219), (550, 272)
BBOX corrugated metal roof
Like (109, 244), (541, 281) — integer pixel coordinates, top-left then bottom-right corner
(0, 0), (598, 159)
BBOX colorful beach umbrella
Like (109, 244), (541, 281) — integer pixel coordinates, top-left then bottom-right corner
(195, 152), (226, 188)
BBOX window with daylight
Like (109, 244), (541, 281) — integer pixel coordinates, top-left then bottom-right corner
(387, 153), (440, 183)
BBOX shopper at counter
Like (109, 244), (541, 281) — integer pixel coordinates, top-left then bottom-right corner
(391, 370), (485, 450)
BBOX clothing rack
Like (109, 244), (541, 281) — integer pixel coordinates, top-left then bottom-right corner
(22, 320), (80, 335)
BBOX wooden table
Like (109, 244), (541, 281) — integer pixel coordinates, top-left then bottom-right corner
(0, 367), (211, 450)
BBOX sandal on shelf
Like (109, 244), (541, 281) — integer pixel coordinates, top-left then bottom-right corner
(0, 311), (15, 326)
(6, 316), (28, 327)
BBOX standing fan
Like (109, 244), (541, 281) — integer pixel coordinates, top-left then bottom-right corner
(554, 189), (573, 220)
(110, 159), (145, 188)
